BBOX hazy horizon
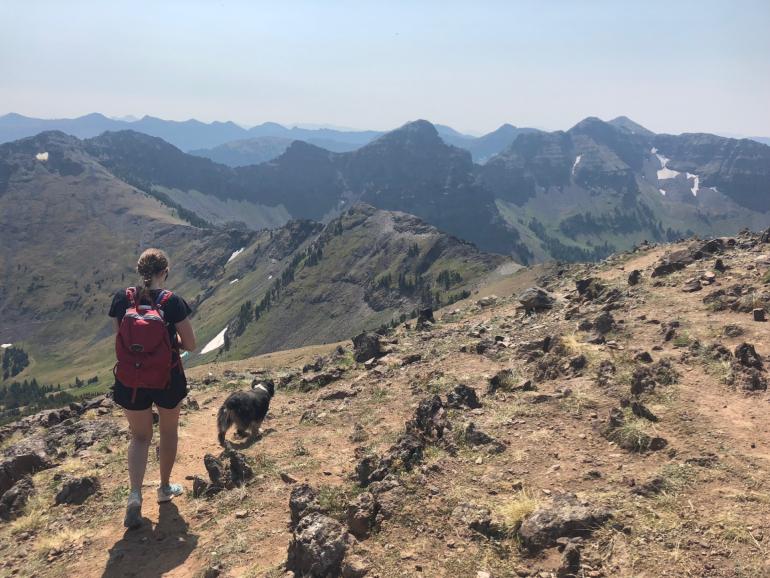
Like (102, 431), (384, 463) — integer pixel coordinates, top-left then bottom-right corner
(2, 0), (769, 136)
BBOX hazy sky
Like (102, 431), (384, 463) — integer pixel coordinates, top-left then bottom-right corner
(2, 0), (769, 135)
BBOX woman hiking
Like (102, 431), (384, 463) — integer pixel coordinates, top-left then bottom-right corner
(109, 248), (196, 529)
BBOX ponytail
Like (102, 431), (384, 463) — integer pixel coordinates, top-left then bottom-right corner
(136, 248), (169, 304)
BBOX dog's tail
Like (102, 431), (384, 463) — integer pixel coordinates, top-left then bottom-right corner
(217, 405), (233, 447)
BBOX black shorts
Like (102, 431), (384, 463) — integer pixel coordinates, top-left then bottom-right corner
(111, 379), (188, 411)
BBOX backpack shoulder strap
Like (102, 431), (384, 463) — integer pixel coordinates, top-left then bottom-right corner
(156, 290), (174, 307)
(125, 287), (137, 308)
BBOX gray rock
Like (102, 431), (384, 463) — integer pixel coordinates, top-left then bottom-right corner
(0, 453), (51, 495)
(519, 287), (555, 311)
(593, 311), (615, 335)
(346, 492), (378, 539)
(352, 332), (386, 363)
(446, 384), (481, 409)
(518, 493), (612, 551)
(286, 512), (348, 578)
(290, 484), (320, 528)
(0, 476), (34, 521)
(55, 476), (98, 505)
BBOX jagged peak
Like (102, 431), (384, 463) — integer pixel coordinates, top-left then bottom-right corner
(609, 116), (655, 136)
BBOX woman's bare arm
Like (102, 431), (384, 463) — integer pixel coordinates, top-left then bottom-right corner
(113, 318), (120, 333)
(175, 318), (196, 351)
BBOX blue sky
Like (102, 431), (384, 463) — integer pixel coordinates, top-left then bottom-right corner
(1, 0), (769, 135)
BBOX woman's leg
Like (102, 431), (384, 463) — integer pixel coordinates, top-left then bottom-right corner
(157, 404), (181, 487)
(125, 408), (154, 492)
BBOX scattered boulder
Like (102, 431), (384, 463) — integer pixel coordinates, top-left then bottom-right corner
(593, 311), (615, 335)
(290, 484), (320, 528)
(723, 324), (744, 338)
(416, 307), (435, 329)
(55, 476), (98, 505)
(476, 295), (499, 308)
(575, 278), (606, 301)
(754, 308), (767, 322)
(558, 539), (582, 577)
(352, 332), (386, 363)
(0, 476), (34, 521)
(461, 422), (506, 454)
(595, 360), (616, 387)
(628, 270), (642, 286)
(519, 287), (555, 311)
(407, 395), (448, 441)
(346, 491), (379, 539)
(734, 343), (763, 370)
(286, 512), (348, 578)
(445, 384), (481, 409)
(518, 493), (612, 551)
(0, 453), (51, 496)
(682, 278), (702, 293)
(634, 351), (653, 363)
(200, 449), (253, 493)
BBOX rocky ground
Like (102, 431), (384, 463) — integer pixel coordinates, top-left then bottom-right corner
(2, 231), (770, 577)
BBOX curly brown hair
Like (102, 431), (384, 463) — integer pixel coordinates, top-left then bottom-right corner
(136, 248), (169, 302)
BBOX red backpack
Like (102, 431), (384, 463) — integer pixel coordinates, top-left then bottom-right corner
(114, 287), (177, 401)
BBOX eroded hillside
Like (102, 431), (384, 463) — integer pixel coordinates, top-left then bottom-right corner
(1, 231), (770, 577)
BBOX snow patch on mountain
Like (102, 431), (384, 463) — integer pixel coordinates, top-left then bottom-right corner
(201, 326), (228, 354)
(571, 154), (582, 175)
(227, 247), (245, 263)
(651, 148), (680, 180)
(686, 172), (700, 196)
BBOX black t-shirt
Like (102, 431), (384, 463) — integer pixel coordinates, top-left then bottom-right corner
(109, 288), (192, 347)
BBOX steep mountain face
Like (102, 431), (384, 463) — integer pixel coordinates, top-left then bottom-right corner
(0, 131), (254, 384)
(214, 204), (507, 360)
(653, 133), (770, 212)
(0, 130), (507, 389)
(79, 123), (531, 261)
(477, 117), (770, 262)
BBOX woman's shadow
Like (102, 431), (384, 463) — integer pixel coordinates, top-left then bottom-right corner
(102, 502), (198, 578)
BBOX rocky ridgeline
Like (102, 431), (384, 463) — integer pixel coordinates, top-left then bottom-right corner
(4, 229), (770, 576)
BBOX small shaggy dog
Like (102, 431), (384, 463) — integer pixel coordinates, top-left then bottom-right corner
(217, 380), (275, 447)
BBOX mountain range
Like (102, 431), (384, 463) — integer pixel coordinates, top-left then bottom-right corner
(0, 130), (503, 389)
(2, 113), (770, 392)
(0, 113), (540, 164)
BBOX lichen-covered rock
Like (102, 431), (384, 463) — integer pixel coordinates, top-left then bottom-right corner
(286, 512), (348, 578)
(518, 493), (612, 551)
(290, 483), (320, 528)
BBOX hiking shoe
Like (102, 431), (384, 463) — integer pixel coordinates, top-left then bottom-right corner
(157, 483), (184, 503)
(124, 490), (142, 529)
